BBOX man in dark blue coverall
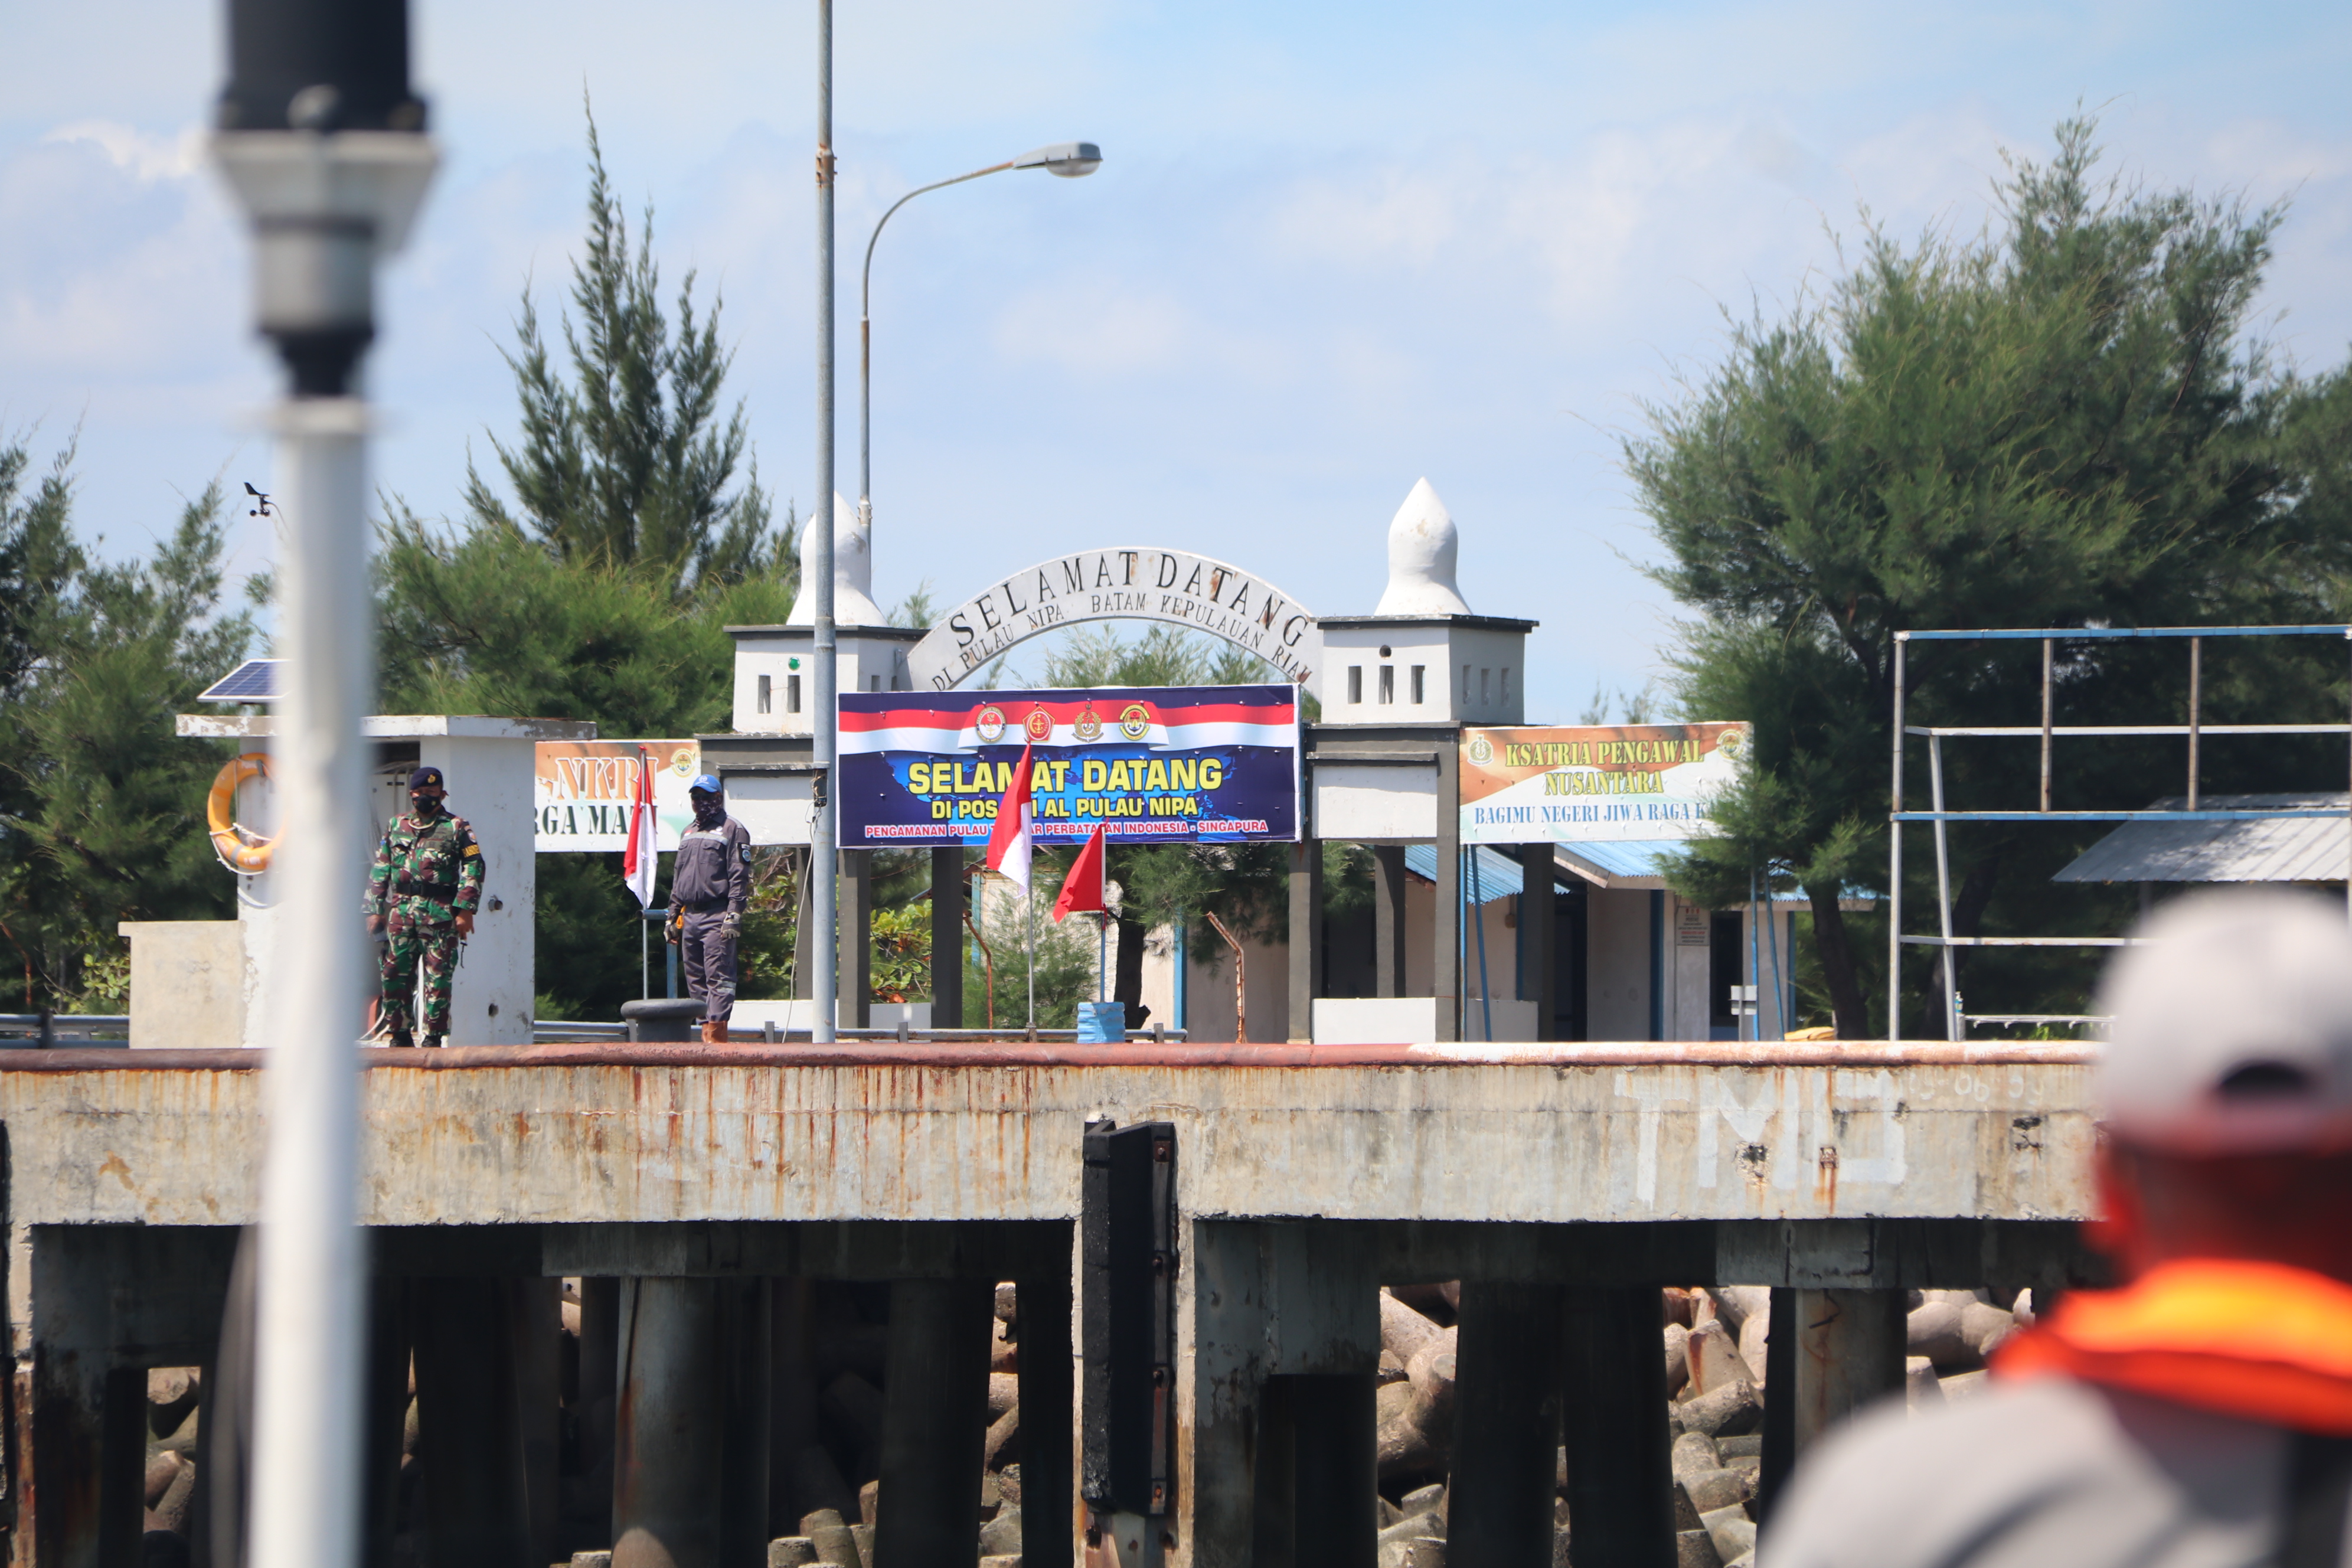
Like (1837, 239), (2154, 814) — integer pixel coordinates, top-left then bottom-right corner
(670, 773), (753, 1043)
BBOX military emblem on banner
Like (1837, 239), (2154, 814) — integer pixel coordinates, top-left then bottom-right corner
(1466, 734), (1494, 766)
(1118, 703), (1152, 740)
(1073, 701), (1104, 741)
(1024, 708), (1054, 742)
(975, 705), (1007, 743)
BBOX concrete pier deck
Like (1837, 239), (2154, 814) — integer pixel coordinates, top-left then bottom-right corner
(0, 1040), (2103, 1567)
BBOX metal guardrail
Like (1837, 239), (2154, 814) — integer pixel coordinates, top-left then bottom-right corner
(0, 1016), (1191, 1048)
(533, 1020), (628, 1040)
(532, 1019), (1191, 1045)
(0, 1014), (132, 1048)
(1889, 623), (2352, 1041)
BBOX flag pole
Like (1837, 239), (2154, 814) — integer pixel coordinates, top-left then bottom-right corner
(1027, 877), (1036, 1030)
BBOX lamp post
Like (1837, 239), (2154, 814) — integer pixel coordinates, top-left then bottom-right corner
(857, 141), (1101, 530)
(211, 2), (435, 1564)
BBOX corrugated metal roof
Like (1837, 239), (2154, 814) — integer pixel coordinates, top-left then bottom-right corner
(2054, 794), (2352, 884)
(1403, 843), (1530, 903)
(1555, 839), (1684, 886)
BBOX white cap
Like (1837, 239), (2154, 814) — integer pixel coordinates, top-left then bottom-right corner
(786, 492), (885, 627)
(1374, 478), (1472, 616)
(2097, 888), (2352, 1154)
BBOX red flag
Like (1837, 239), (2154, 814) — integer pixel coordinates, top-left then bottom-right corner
(984, 743), (1036, 894)
(622, 746), (658, 909)
(1051, 825), (1107, 923)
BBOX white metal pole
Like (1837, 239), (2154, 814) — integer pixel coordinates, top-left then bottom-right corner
(1747, 864), (1759, 1043)
(1929, 734), (1961, 1042)
(1889, 635), (1906, 1044)
(251, 400), (373, 1568)
(213, 96), (436, 1567)
(811, 0), (839, 1044)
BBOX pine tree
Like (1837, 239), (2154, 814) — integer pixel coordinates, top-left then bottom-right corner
(0, 439), (254, 1007)
(373, 109), (795, 1020)
(1631, 119), (2352, 1035)
(464, 104), (780, 599)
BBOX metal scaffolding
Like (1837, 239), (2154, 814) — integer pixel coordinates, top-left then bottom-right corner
(1887, 625), (2352, 1041)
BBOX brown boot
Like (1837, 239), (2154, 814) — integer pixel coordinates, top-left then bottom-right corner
(708, 1018), (730, 1044)
(697, 1018), (716, 1044)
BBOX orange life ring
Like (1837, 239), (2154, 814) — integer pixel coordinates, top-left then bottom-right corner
(207, 753), (280, 874)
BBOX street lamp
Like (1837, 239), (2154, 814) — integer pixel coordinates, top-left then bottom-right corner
(858, 142), (1102, 527)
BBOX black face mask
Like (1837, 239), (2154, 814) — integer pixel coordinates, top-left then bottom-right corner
(410, 792), (445, 818)
(691, 793), (723, 827)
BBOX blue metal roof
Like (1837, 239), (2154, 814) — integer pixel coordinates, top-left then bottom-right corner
(1403, 843), (1530, 904)
(1549, 839), (1851, 904)
(1554, 839), (1685, 880)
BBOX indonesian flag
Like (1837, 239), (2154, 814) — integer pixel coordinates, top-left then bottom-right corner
(622, 746), (659, 909)
(1052, 826), (1108, 923)
(985, 743), (1036, 896)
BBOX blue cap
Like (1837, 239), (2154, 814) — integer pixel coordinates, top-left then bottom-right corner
(407, 766), (444, 790)
(690, 773), (721, 794)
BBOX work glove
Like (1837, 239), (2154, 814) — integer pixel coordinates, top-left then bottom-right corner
(720, 911), (742, 940)
(665, 908), (684, 946)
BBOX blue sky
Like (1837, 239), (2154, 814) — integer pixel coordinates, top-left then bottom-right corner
(5, 0), (2350, 721)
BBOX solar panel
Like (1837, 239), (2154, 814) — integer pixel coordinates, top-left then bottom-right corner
(198, 659), (283, 703)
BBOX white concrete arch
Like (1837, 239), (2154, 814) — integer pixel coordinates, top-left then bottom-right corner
(904, 545), (1323, 694)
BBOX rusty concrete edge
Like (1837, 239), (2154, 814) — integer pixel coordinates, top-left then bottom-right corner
(0, 1040), (2099, 1072)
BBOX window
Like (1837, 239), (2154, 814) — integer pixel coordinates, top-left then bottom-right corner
(1410, 665), (1426, 704)
(1464, 664), (1473, 701)
(870, 675), (882, 692)
(1501, 667), (1511, 704)
(1348, 666), (1363, 704)
(1481, 668), (1491, 704)
(1378, 665), (1394, 704)
(757, 674), (772, 714)
(788, 674), (802, 713)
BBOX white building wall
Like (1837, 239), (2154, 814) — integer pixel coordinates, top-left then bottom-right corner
(1738, 905), (1804, 1040)
(1179, 930), (1288, 1044)
(1131, 920), (1290, 1044)
(731, 631), (912, 734)
(1319, 621), (1530, 726)
(422, 736), (537, 1044)
(1136, 922), (1181, 1034)
(1403, 877), (1435, 996)
(1664, 893), (1714, 1042)
(1586, 886), (1655, 1041)
(1464, 894), (1515, 998)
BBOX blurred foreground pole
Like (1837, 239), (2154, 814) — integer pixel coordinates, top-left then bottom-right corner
(211, 4), (436, 1566)
(811, 0), (839, 1042)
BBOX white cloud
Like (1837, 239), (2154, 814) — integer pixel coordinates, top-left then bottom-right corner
(992, 281), (1190, 375)
(1273, 164), (1462, 269)
(40, 119), (204, 182)
(9, 0), (2352, 716)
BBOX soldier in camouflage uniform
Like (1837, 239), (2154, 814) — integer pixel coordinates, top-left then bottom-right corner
(363, 765), (485, 1048)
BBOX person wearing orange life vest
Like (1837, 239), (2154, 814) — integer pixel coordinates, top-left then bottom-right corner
(1765, 888), (2352, 1568)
